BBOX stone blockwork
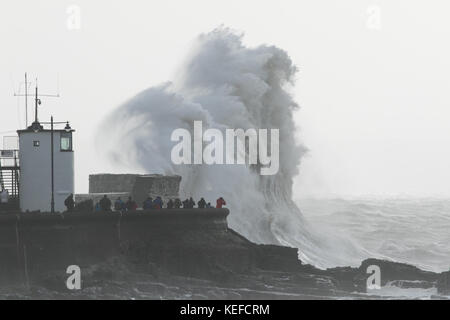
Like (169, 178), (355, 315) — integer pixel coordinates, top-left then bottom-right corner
(85, 173), (182, 207)
(75, 193), (130, 206)
(89, 174), (140, 194)
(132, 175), (181, 205)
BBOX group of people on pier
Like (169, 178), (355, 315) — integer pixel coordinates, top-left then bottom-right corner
(64, 193), (226, 213)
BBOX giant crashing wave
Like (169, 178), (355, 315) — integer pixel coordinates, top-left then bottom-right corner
(97, 28), (367, 269)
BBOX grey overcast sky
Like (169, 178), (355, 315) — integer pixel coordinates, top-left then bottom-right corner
(1, 0), (450, 197)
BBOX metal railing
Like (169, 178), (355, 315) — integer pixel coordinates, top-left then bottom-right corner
(0, 149), (20, 201)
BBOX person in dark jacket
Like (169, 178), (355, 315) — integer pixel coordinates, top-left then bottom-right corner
(197, 197), (206, 208)
(182, 199), (189, 209)
(143, 197), (153, 210)
(99, 195), (112, 211)
(188, 197), (195, 208)
(64, 194), (75, 212)
(174, 198), (182, 209)
(167, 199), (174, 209)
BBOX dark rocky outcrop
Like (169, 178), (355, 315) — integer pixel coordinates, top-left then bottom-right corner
(326, 258), (443, 294)
(437, 271), (450, 295)
(0, 209), (448, 299)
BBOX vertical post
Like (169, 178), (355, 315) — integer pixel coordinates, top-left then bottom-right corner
(24, 73), (28, 128)
(35, 86), (38, 124)
(23, 245), (30, 290)
(12, 168), (14, 198)
(15, 221), (21, 280)
(51, 116), (55, 213)
(14, 152), (18, 197)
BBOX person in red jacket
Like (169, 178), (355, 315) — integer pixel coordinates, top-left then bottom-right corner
(216, 197), (226, 208)
(126, 196), (138, 211)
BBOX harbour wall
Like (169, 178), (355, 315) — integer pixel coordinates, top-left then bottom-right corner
(0, 209), (259, 286)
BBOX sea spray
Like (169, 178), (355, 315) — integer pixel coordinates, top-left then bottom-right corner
(97, 28), (364, 268)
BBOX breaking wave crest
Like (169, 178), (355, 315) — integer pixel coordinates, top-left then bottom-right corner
(97, 28), (363, 268)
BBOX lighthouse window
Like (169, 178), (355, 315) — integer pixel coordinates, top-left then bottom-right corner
(60, 132), (72, 151)
(33, 140), (40, 147)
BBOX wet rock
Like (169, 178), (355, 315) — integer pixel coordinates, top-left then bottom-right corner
(437, 271), (450, 295)
(359, 259), (438, 285)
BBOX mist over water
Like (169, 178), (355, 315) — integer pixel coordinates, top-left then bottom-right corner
(299, 197), (450, 273)
(97, 28), (364, 268)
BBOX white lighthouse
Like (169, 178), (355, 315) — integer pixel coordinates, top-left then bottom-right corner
(16, 83), (75, 213)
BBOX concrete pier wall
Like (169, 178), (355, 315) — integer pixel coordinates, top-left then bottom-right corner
(0, 209), (237, 285)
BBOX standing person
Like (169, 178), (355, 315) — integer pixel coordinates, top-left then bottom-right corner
(174, 198), (182, 209)
(114, 197), (124, 211)
(206, 202), (212, 208)
(197, 197), (206, 209)
(167, 199), (174, 209)
(153, 196), (163, 209)
(182, 199), (189, 209)
(64, 193), (75, 212)
(143, 197), (153, 210)
(126, 196), (137, 211)
(216, 197), (226, 208)
(188, 197), (195, 208)
(99, 195), (112, 212)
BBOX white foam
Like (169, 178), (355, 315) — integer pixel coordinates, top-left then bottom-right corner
(97, 28), (360, 268)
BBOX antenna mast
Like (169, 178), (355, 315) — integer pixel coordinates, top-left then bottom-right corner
(25, 73), (28, 127)
(34, 80), (40, 123)
(14, 74), (60, 129)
